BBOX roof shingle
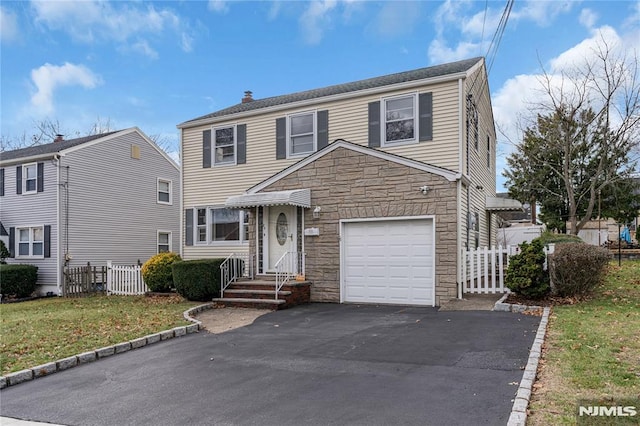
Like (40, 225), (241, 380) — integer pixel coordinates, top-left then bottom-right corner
(0, 131), (118, 162)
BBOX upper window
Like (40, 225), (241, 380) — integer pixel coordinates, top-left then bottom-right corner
(157, 179), (172, 204)
(288, 112), (316, 156)
(383, 94), (417, 145)
(213, 125), (236, 165)
(17, 226), (44, 258)
(23, 163), (38, 194)
(158, 231), (171, 253)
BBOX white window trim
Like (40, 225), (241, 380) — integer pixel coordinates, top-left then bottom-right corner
(381, 93), (418, 147)
(16, 225), (45, 259)
(157, 178), (172, 205)
(157, 230), (172, 253)
(22, 163), (38, 195)
(193, 207), (249, 246)
(286, 110), (317, 158)
(212, 124), (237, 167)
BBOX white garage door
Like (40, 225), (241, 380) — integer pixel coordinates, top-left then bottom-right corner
(342, 219), (434, 306)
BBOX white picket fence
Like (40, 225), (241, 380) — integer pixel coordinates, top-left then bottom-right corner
(106, 261), (148, 295)
(460, 244), (554, 295)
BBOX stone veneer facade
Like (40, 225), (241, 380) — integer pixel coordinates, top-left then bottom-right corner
(247, 147), (459, 306)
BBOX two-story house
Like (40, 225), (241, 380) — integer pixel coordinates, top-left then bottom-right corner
(178, 57), (520, 307)
(0, 128), (180, 296)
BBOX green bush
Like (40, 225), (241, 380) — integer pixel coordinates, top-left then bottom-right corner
(537, 231), (583, 246)
(0, 264), (38, 298)
(549, 243), (611, 297)
(0, 240), (9, 264)
(141, 252), (181, 293)
(505, 239), (550, 299)
(172, 259), (224, 301)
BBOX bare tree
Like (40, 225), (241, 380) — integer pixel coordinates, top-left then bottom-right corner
(506, 34), (640, 234)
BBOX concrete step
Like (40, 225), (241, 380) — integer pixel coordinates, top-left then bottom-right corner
(212, 297), (286, 310)
(224, 289), (292, 299)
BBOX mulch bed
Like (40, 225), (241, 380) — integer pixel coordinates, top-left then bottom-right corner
(504, 293), (587, 307)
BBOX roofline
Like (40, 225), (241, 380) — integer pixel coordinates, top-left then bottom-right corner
(247, 139), (462, 194)
(0, 127), (180, 171)
(177, 68), (474, 130)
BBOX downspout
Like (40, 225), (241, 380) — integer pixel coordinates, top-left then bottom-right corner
(457, 77), (464, 299)
(54, 154), (61, 295)
(179, 128), (184, 259)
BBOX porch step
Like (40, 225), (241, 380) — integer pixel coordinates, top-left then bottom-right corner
(224, 289), (292, 299)
(216, 279), (312, 310)
(212, 297), (286, 310)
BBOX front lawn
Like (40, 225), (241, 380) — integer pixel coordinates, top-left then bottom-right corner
(528, 260), (640, 424)
(0, 295), (201, 375)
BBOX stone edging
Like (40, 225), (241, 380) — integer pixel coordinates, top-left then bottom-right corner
(494, 293), (544, 313)
(0, 303), (215, 390)
(507, 306), (551, 426)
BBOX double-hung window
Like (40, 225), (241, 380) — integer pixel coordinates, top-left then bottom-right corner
(18, 226), (44, 258)
(383, 94), (417, 145)
(196, 208), (207, 244)
(289, 112), (316, 156)
(213, 125), (236, 165)
(157, 179), (172, 204)
(158, 231), (171, 253)
(23, 163), (38, 194)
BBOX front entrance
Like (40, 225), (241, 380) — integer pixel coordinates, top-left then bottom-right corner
(265, 205), (297, 272)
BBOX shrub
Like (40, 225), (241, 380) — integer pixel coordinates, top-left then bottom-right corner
(172, 259), (224, 301)
(0, 240), (9, 264)
(505, 239), (550, 299)
(549, 243), (611, 297)
(537, 231), (583, 246)
(0, 264), (38, 298)
(141, 252), (181, 293)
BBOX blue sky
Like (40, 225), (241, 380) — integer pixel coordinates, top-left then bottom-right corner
(1, 0), (639, 190)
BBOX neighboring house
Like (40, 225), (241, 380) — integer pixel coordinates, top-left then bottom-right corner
(178, 57), (520, 307)
(0, 128), (180, 296)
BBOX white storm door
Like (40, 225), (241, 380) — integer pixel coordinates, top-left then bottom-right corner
(266, 205), (296, 271)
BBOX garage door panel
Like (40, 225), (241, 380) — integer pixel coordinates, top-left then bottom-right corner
(343, 219), (434, 306)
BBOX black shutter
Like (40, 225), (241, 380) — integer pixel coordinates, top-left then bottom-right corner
(44, 225), (51, 258)
(185, 209), (194, 246)
(0, 168), (4, 197)
(419, 92), (433, 142)
(16, 166), (22, 195)
(276, 117), (286, 159)
(37, 162), (44, 192)
(317, 110), (329, 151)
(203, 130), (212, 168)
(237, 124), (246, 164)
(9, 227), (15, 258)
(368, 101), (381, 148)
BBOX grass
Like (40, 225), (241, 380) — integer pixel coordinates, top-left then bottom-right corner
(0, 294), (201, 375)
(528, 260), (640, 425)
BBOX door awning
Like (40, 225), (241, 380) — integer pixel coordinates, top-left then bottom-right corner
(225, 188), (311, 209)
(485, 196), (523, 212)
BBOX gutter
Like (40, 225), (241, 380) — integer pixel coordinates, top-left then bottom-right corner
(0, 153), (57, 167)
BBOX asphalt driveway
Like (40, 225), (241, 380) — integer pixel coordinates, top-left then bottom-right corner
(1, 304), (540, 426)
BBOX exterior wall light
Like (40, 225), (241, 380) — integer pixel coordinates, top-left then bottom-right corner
(313, 206), (321, 219)
(419, 185), (430, 195)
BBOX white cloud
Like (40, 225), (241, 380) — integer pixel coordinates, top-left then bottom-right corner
(0, 5), (19, 43)
(130, 39), (159, 59)
(428, 38), (484, 64)
(31, 0), (194, 56)
(208, 0), (229, 14)
(368, 1), (421, 38)
(30, 62), (102, 115)
(511, 0), (575, 27)
(579, 8), (598, 29)
(299, 0), (338, 45)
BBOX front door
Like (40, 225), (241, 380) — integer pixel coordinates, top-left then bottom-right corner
(266, 205), (296, 272)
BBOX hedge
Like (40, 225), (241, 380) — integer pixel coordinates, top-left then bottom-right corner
(172, 259), (224, 301)
(141, 252), (181, 292)
(549, 243), (611, 297)
(0, 264), (38, 298)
